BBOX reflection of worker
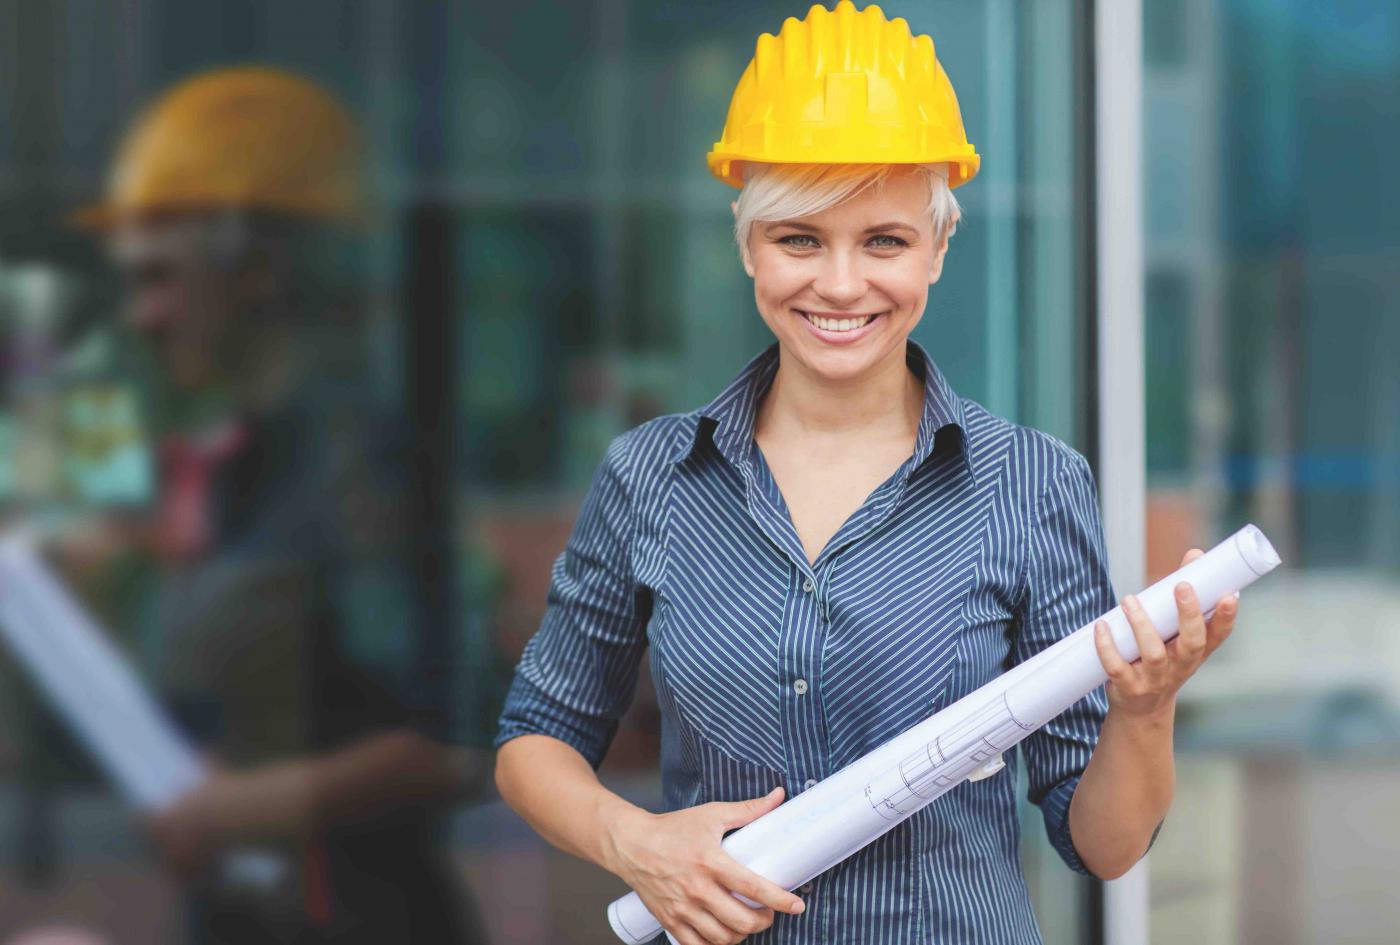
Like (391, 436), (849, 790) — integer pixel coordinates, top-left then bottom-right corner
(76, 68), (481, 943)
(494, 4), (1242, 944)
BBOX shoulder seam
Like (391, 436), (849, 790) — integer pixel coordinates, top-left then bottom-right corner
(611, 427), (642, 572)
(1016, 435), (1080, 619)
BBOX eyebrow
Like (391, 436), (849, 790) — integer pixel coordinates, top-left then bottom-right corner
(763, 221), (920, 235)
(862, 222), (920, 235)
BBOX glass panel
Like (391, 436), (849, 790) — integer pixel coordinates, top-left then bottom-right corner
(1144, 1), (1400, 941)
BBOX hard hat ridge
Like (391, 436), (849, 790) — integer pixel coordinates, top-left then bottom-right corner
(708, 0), (980, 189)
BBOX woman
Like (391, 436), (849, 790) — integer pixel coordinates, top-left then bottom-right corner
(494, 4), (1239, 944)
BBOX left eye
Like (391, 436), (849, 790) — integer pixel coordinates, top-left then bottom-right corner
(869, 234), (907, 249)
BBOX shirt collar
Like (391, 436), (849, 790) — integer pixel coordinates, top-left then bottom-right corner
(669, 340), (976, 486)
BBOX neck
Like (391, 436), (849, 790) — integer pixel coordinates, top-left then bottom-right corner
(757, 342), (923, 443)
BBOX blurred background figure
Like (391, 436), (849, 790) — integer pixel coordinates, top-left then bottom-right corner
(0, 2), (1397, 944)
(3, 61), (493, 945)
(78, 67), (486, 944)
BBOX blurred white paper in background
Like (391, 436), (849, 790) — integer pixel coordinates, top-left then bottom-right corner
(0, 531), (205, 811)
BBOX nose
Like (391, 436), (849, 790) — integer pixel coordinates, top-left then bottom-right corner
(810, 248), (868, 308)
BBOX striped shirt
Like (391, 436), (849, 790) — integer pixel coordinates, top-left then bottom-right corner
(497, 341), (1143, 944)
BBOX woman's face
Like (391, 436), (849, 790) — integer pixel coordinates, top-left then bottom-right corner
(742, 168), (951, 383)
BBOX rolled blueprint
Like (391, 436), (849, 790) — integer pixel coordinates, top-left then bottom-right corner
(0, 532), (206, 810)
(608, 524), (1282, 944)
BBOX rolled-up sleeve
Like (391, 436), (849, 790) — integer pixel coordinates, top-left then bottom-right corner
(493, 432), (650, 768)
(1016, 448), (1156, 876)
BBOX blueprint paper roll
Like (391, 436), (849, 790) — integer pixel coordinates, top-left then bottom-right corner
(608, 525), (1281, 945)
(0, 533), (206, 811)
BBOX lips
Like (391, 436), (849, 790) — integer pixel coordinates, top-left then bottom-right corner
(796, 309), (885, 344)
(799, 311), (875, 332)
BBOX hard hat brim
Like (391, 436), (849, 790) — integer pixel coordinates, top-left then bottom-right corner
(707, 151), (982, 190)
(68, 201), (124, 232)
(67, 198), (374, 233)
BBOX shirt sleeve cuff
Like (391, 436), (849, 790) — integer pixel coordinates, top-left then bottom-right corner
(1041, 774), (1095, 877)
(1041, 777), (1167, 878)
(493, 672), (617, 769)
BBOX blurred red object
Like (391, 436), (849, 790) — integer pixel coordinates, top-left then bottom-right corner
(1146, 489), (1207, 583)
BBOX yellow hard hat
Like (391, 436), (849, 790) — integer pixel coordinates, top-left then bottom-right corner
(707, 1), (980, 189)
(74, 66), (362, 229)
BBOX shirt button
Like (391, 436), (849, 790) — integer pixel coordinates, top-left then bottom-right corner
(793, 678), (809, 695)
(802, 578), (815, 593)
(800, 882), (814, 894)
(803, 778), (818, 791)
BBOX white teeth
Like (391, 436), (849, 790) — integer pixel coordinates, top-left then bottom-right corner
(804, 313), (874, 332)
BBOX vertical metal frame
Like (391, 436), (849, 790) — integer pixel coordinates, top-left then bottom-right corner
(1094, 0), (1150, 943)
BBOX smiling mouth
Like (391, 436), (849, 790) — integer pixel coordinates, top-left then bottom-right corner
(797, 311), (881, 332)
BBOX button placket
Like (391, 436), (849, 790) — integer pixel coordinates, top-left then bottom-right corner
(779, 566), (827, 811)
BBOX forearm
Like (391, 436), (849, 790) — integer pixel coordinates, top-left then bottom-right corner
(1067, 702), (1175, 880)
(222, 729), (465, 840)
(495, 733), (645, 875)
(308, 729), (470, 824)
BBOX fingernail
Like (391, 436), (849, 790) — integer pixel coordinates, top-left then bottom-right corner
(792, 900), (805, 913)
(1176, 583), (1190, 601)
(1124, 594), (1138, 611)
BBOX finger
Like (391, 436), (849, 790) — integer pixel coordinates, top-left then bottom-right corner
(1093, 620), (1133, 679)
(1173, 582), (1207, 665)
(714, 856), (805, 915)
(1204, 592), (1239, 654)
(1122, 595), (1168, 667)
(1180, 547), (1204, 567)
(669, 921), (707, 945)
(681, 903), (741, 945)
(715, 786), (785, 831)
(706, 886), (776, 939)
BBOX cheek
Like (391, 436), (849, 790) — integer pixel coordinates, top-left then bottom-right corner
(879, 258), (935, 312)
(750, 251), (809, 308)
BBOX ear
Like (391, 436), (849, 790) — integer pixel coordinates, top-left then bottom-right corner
(733, 201), (757, 277)
(928, 217), (957, 285)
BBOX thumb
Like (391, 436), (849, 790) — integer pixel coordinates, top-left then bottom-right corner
(716, 785), (785, 830)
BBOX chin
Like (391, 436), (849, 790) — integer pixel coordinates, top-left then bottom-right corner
(785, 336), (895, 384)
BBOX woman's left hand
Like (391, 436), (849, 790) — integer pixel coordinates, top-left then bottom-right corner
(1092, 548), (1241, 721)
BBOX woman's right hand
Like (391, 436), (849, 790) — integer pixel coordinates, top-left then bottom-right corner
(604, 786), (806, 945)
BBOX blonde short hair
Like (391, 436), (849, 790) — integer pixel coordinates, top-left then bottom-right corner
(732, 163), (961, 253)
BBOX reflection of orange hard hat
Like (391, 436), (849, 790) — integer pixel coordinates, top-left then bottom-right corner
(708, 1), (980, 189)
(74, 67), (361, 229)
